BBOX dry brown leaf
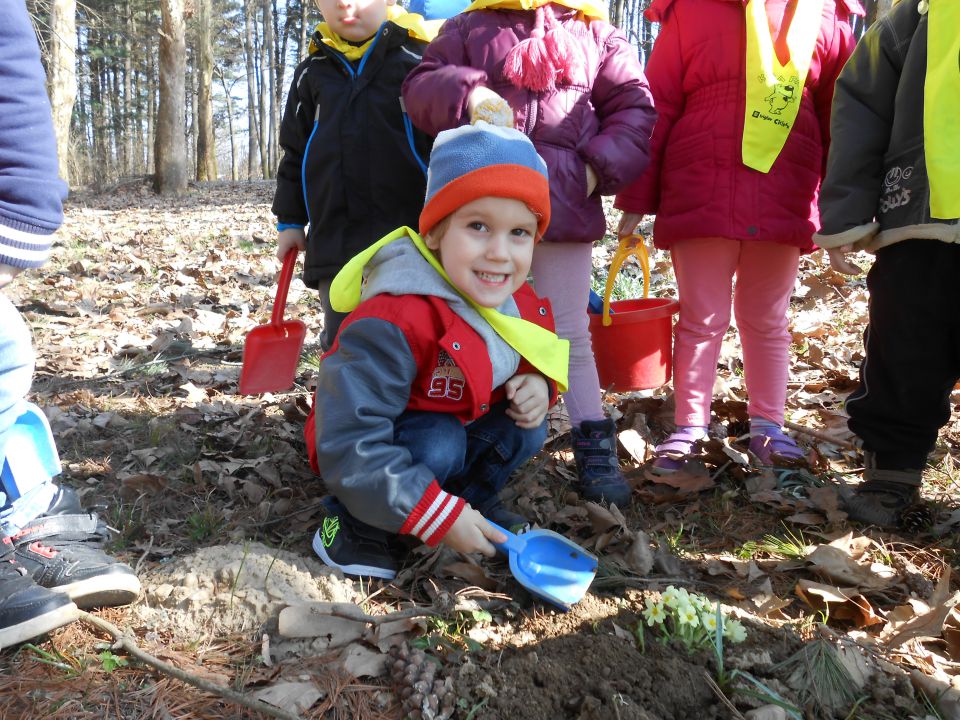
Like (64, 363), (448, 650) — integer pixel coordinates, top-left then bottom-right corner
(805, 544), (896, 591)
(617, 428), (648, 465)
(253, 681), (324, 715)
(644, 466), (715, 492)
(784, 511), (826, 525)
(120, 472), (166, 498)
(339, 643), (387, 679)
(624, 530), (654, 576)
(584, 502), (625, 534)
(440, 561), (498, 591)
(276, 604), (368, 645)
(795, 579), (884, 628)
(911, 670), (960, 720)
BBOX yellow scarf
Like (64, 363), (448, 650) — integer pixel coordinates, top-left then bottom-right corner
(742, 0), (825, 173)
(463, 0), (608, 22)
(925, 0), (960, 219)
(330, 227), (570, 391)
(309, 6), (437, 60)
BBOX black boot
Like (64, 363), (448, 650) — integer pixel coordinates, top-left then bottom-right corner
(845, 452), (921, 528)
(571, 419), (631, 506)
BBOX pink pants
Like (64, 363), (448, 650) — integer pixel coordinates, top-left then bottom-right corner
(671, 237), (800, 427)
(531, 242), (605, 426)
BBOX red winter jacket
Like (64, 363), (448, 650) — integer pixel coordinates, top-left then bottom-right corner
(615, 0), (862, 251)
(402, 4), (656, 244)
(305, 283), (557, 546)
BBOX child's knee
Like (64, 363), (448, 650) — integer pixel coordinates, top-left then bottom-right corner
(394, 411), (466, 478)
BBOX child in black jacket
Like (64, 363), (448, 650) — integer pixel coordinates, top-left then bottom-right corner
(815, 0), (960, 529)
(272, 0), (434, 349)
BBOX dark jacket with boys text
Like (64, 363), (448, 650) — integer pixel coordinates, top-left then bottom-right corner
(816, 0), (960, 252)
(272, 23), (433, 288)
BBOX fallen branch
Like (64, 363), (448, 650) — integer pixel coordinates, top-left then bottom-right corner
(783, 421), (859, 451)
(77, 611), (301, 720)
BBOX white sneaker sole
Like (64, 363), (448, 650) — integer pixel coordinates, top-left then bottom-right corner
(311, 530), (397, 580)
(52, 573), (142, 609)
(0, 602), (79, 650)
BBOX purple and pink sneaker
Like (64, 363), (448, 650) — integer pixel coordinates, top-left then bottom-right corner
(748, 427), (806, 466)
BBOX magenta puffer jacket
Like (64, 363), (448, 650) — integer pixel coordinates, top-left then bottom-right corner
(402, 5), (657, 244)
(615, 0), (862, 252)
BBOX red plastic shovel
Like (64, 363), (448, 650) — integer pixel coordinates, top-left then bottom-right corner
(238, 249), (307, 394)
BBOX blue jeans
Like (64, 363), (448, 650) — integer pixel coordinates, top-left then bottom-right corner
(393, 401), (547, 511)
(0, 293), (57, 533)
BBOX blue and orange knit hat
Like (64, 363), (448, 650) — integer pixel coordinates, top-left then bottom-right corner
(419, 121), (551, 240)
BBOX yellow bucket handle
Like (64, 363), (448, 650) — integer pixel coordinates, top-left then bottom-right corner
(601, 233), (650, 327)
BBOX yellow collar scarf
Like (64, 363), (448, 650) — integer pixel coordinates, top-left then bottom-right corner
(464, 0), (608, 22)
(309, 6), (436, 60)
(330, 227), (570, 391)
(741, 0), (824, 173)
(925, 0), (960, 219)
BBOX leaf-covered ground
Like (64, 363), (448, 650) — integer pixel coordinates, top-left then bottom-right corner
(1, 180), (959, 720)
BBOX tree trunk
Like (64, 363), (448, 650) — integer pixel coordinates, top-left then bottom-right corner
(260, 0), (275, 178)
(155, 0), (188, 194)
(217, 69), (239, 181)
(196, 0), (218, 181)
(299, 0), (309, 61)
(48, 0), (77, 186)
(244, 0), (260, 179)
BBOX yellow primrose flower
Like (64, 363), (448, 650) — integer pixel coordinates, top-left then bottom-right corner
(643, 600), (666, 626)
(724, 618), (747, 643)
(676, 603), (699, 627)
(701, 611), (720, 634)
(662, 585), (686, 608)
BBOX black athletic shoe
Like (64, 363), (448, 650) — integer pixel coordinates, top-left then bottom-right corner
(9, 514), (140, 609)
(42, 485), (84, 516)
(0, 540), (78, 649)
(311, 497), (408, 580)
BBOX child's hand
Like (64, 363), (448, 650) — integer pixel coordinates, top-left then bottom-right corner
(468, 86), (513, 127)
(277, 227), (306, 261)
(504, 373), (549, 429)
(442, 505), (506, 556)
(585, 164), (599, 196)
(617, 212), (643, 238)
(825, 244), (862, 275)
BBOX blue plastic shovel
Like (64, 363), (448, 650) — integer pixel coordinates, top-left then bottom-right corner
(489, 522), (598, 610)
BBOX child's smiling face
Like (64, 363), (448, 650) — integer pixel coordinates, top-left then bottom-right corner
(425, 196), (538, 308)
(315, 0), (392, 42)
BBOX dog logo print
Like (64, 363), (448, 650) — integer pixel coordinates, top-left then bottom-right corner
(765, 83), (796, 115)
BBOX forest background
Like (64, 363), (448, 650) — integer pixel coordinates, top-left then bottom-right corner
(27, 0), (894, 196)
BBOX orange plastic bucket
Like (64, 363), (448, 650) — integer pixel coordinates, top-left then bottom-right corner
(589, 235), (679, 391)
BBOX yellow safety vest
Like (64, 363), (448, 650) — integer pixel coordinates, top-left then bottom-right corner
(742, 0), (825, 173)
(925, 0), (960, 219)
(330, 227), (571, 391)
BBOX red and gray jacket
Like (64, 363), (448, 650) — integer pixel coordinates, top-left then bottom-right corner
(401, 4), (656, 244)
(305, 283), (557, 546)
(615, 0), (862, 252)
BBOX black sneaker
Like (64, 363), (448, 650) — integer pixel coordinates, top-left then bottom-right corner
(312, 498), (407, 580)
(0, 540), (78, 649)
(42, 484), (84, 517)
(9, 514), (140, 609)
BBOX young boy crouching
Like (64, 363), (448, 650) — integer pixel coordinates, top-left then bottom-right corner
(304, 122), (568, 579)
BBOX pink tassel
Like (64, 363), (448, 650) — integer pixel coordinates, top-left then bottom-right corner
(542, 4), (585, 86)
(503, 6), (555, 92)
